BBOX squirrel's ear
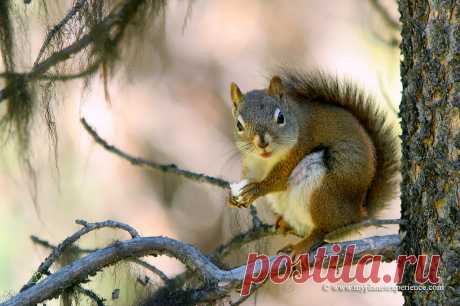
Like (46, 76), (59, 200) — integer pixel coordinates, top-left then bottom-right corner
(268, 76), (284, 97)
(230, 82), (243, 108)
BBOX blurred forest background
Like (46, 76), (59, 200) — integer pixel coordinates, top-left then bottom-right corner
(0, 0), (402, 305)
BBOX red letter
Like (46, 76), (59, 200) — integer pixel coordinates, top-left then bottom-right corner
(241, 253), (269, 296)
(292, 254), (313, 283)
(394, 255), (417, 284)
(355, 255), (381, 283)
(312, 246), (328, 282)
(340, 244), (356, 283)
(427, 255), (441, 284)
(326, 244), (341, 283)
(270, 255), (292, 284)
(415, 255), (441, 284)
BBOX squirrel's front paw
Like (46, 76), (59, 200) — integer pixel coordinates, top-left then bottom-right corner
(228, 180), (261, 208)
(228, 194), (244, 207)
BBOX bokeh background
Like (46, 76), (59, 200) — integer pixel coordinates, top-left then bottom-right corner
(0, 0), (402, 305)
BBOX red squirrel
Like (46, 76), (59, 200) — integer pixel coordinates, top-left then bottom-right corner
(228, 70), (400, 255)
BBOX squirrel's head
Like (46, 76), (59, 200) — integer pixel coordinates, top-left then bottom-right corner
(230, 76), (299, 159)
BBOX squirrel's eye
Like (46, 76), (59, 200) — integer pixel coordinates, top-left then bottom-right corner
(274, 108), (285, 126)
(236, 115), (245, 133)
(237, 120), (244, 132)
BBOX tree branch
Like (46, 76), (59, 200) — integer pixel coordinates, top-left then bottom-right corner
(0, 0), (153, 103)
(81, 117), (230, 189)
(20, 219), (139, 292)
(31, 232), (170, 284)
(1, 225), (400, 306)
(128, 258), (170, 283)
(33, 0), (88, 66)
(74, 286), (106, 306)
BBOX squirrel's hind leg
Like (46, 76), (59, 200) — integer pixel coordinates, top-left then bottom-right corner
(275, 215), (296, 235)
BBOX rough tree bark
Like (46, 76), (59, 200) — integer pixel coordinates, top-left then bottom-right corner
(399, 1), (460, 305)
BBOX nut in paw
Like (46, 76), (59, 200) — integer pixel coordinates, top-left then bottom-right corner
(238, 182), (261, 204)
(227, 195), (241, 207)
(229, 180), (261, 208)
(228, 193), (249, 208)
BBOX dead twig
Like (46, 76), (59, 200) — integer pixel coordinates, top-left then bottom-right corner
(34, 0), (88, 66)
(21, 219), (139, 292)
(74, 285), (106, 306)
(1, 227), (400, 306)
(128, 258), (170, 283)
(81, 117), (230, 189)
(31, 234), (170, 284)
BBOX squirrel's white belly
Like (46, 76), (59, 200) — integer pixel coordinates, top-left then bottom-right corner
(242, 150), (326, 237)
(266, 150), (326, 237)
(266, 186), (314, 237)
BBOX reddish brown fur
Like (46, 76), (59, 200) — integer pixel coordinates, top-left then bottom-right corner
(304, 103), (376, 233)
(231, 70), (400, 254)
(280, 69), (401, 218)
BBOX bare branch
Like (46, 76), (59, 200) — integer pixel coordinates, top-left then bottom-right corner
(34, 0), (88, 66)
(128, 258), (170, 283)
(31, 233), (169, 284)
(164, 217), (404, 299)
(81, 117), (230, 189)
(31, 235), (97, 253)
(74, 286), (106, 306)
(249, 206), (262, 228)
(21, 219), (139, 291)
(1, 231), (400, 306)
(1, 236), (233, 306)
(76, 219), (140, 238)
(210, 223), (276, 261)
(30, 235), (57, 250)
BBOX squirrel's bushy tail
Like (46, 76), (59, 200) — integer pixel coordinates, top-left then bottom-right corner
(278, 69), (401, 217)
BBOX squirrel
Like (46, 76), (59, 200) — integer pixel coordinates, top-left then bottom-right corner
(228, 69), (400, 256)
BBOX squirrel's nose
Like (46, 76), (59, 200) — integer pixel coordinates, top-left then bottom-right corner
(254, 134), (269, 149)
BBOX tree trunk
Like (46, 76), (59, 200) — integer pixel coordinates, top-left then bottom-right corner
(399, 1), (460, 305)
